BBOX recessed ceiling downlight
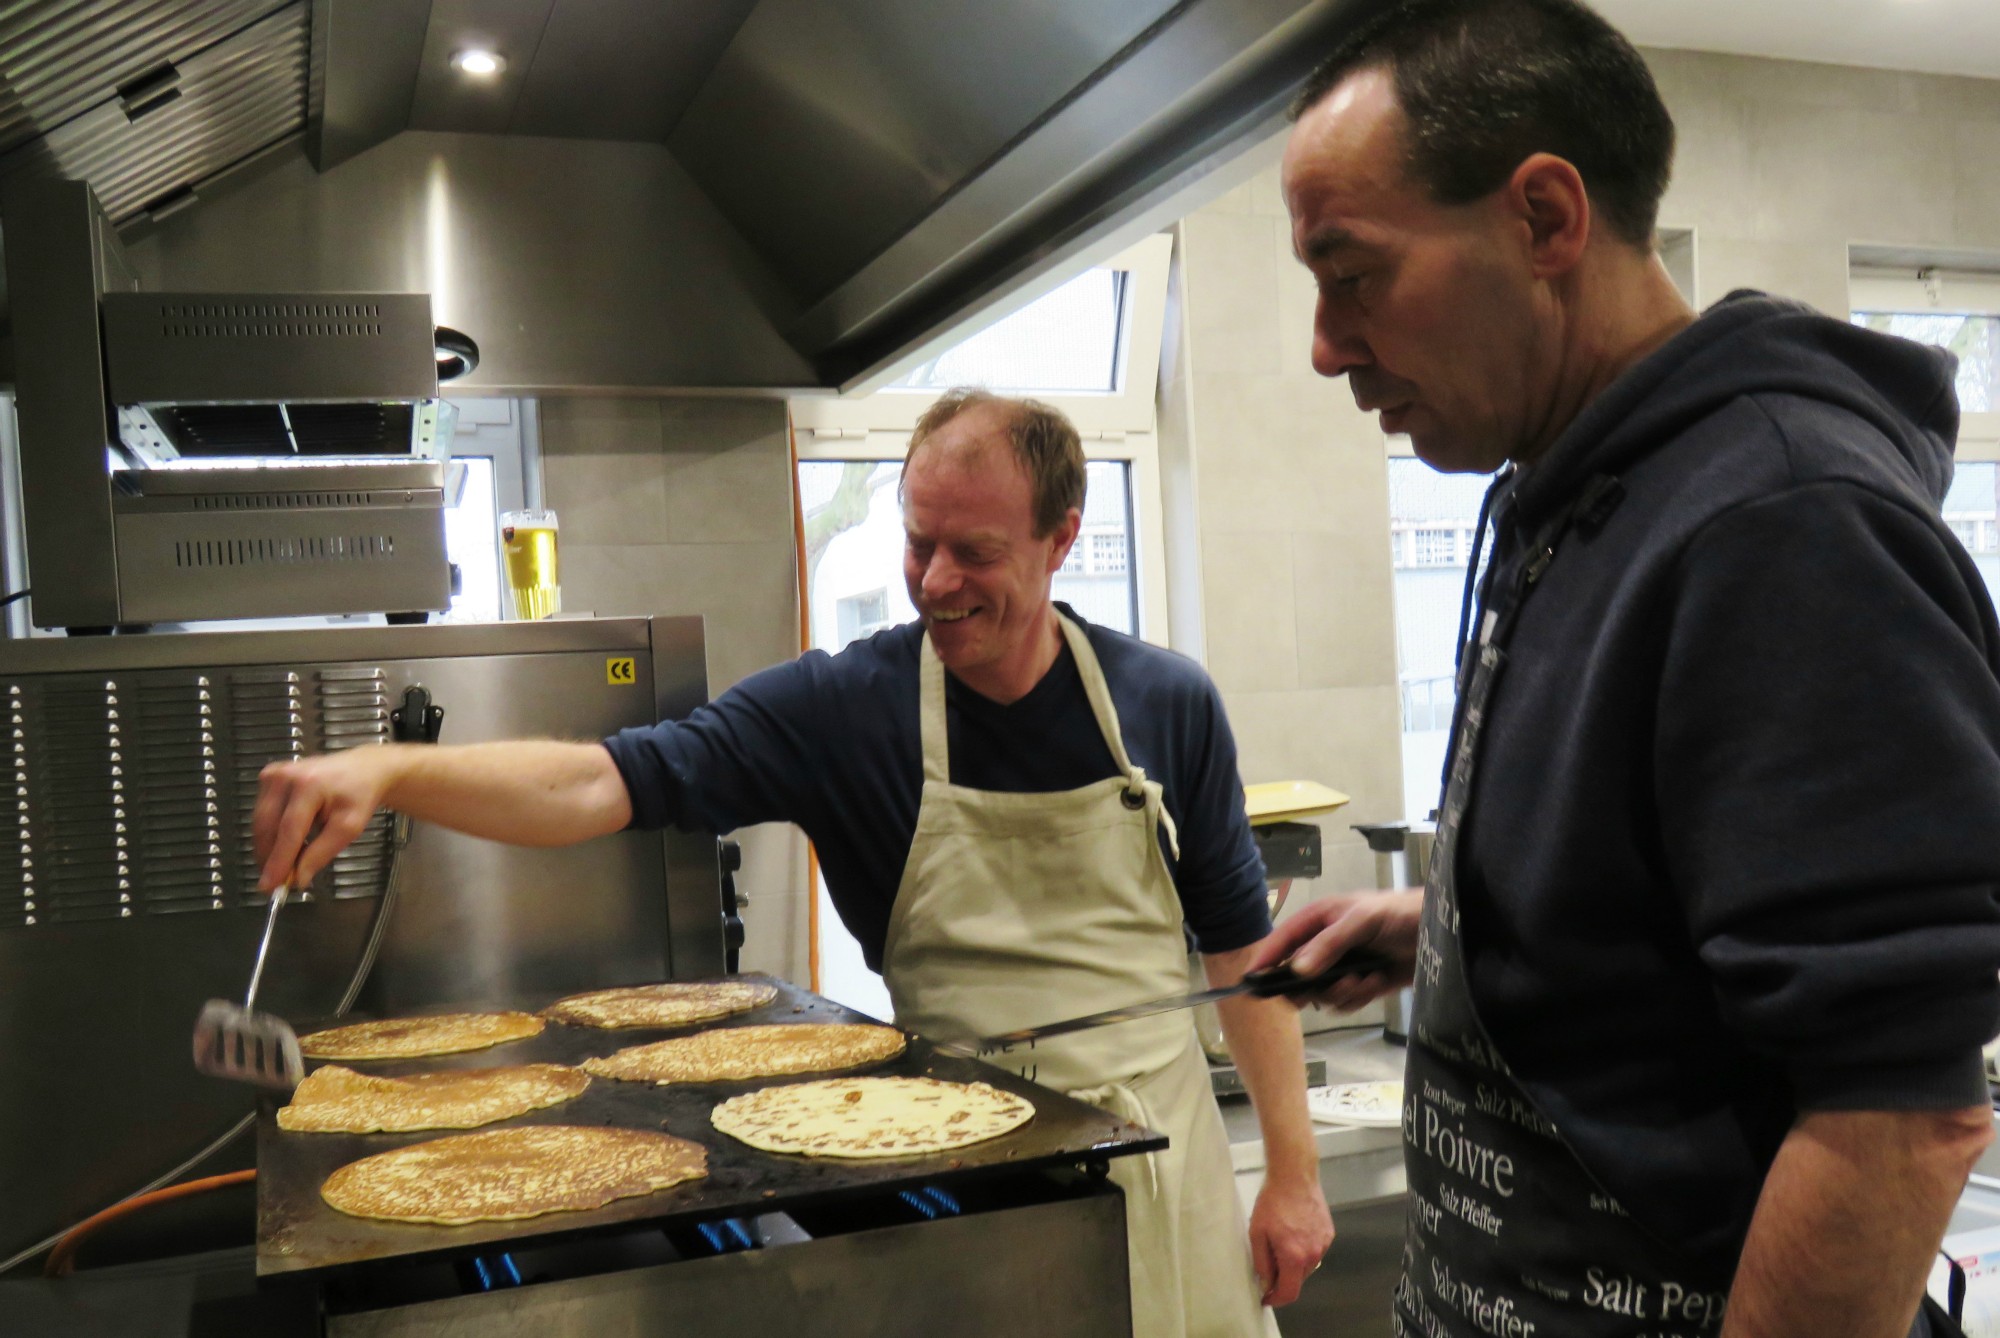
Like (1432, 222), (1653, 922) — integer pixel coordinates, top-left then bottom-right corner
(450, 49), (505, 77)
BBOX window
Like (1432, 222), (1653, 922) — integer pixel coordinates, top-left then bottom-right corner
(890, 268), (1128, 394)
(1850, 312), (2000, 413)
(1848, 266), (2000, 451)
(439, 456), (501, 623)
(1945, 462), (2000, 610)
(1387, 460), (1497, 822)
(1089, 531), (1128, 575)
(836, 588), (891, 649)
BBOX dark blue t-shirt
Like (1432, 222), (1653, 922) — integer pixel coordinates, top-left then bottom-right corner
(602, 607), (1270, 971)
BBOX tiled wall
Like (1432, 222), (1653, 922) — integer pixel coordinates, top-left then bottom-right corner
(1648, 48), (2000, 311)
(537, 396), (809, 981)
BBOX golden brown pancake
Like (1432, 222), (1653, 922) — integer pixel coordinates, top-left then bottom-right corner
(321, 1126), (708, 1225)
(581, 1023), (906, 1084)
(277, 1064), (589, 1133)
(711, 1076), (1033, 1159)
(542, 980), (777, 1030)
(299, 1012), (544, 1061)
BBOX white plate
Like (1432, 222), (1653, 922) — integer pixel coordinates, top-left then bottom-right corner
(1307, 1080), (1404, 1129)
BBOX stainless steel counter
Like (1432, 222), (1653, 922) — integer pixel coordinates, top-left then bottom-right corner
(1222, 1027), (1406, 1209)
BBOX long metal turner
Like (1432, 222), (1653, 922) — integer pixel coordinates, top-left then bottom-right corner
(192, 884), (304, 1090)
(937, 948), (1400, 1058)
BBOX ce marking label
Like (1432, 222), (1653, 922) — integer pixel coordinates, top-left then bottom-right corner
(605, 657), (637, 685)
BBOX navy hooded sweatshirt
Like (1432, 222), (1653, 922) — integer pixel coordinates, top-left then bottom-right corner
(1454, 291), (2000, 1279)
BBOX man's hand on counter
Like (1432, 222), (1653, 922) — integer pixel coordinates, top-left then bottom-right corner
(253, 740), (636, 891)
(1250, 890), (1423, 1012)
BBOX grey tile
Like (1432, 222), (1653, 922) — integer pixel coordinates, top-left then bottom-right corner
(1292, 530), (1399, 693)
(538, 396), (664, 456)
(544, 450), (668, 546)
(561, 540), (798, 692)
(1181, 213), (1287, 377)
(1200, 529), (1299, 695)
(1221, 685), (1404, 827)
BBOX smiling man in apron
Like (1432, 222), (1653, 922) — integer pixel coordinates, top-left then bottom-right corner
(1252, 3), (2000, 1337)
(254, 390), (1333, 1337)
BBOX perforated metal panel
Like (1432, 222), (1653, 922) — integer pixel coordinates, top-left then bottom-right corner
(0, 664), (401, 929)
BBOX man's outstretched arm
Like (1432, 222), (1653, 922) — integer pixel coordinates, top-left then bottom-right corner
(253, 741), (633, 890)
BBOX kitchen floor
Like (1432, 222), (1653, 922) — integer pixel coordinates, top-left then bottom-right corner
(1278, 1196), (1404, 1337)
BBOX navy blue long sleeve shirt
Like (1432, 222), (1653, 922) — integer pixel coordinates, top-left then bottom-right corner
(603, 607), (1270, 971)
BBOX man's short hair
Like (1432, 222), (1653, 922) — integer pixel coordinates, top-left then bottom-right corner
(1291, 0), (1675, 247)
(906, 389), (1085, 537)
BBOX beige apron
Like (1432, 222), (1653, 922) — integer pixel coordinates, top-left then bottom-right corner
(884, 613), (1275, 1338)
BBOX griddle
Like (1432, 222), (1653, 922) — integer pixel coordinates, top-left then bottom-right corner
(255, 975), (1165, 1279)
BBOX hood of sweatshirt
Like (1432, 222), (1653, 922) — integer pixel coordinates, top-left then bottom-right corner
(1507, 290), (1960, 531)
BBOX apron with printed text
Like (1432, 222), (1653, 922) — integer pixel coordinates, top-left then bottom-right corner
(1397, 511), (1732, 1338)
(885, 613), (1276, 1338)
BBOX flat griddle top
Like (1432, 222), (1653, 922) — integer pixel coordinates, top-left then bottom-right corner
(255, 975), (1164, 1279)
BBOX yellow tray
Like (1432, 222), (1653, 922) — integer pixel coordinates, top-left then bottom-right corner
(1244, 780), (1351, 826)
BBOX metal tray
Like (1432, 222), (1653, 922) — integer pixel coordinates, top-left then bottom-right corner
(255, 975), (1164, 1279)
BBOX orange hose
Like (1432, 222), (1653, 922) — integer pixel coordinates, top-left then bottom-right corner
(44, 1169), (256, 1278)
(789, 412), (823, 995)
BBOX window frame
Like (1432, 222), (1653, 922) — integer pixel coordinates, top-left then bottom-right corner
(790, 234), (1174, 644)
(1850, 269), (2000, 456)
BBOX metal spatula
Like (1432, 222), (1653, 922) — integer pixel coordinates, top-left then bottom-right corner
(192, 884), (304, 1090)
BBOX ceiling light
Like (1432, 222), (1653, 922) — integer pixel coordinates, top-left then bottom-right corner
(450, 49), (505, 77)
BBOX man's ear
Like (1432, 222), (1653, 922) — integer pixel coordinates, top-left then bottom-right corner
(1509, 153), (1591, 279)
(1047, 508), (1083, 574)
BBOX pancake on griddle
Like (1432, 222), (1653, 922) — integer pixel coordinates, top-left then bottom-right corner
(321, 1126), (708, 1225)
(542, 980), (777, 1030)
(277, 1063), (589, 1133)
(711, 1076), (1033, 1159)
(299, 1012), (544, 1060)
(582, 1023), (906, 1084)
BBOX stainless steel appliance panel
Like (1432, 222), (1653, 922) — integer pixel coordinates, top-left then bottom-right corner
(346, 640), (678, 1013)
(110, 464), (451, 623)
(0, 618), (721, 1267)
(326, 1190), (1132, 1338)
(2, 178), (137, 629)
(101, 290), (438, 407)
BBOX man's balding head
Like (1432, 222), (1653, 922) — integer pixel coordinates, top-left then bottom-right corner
(903, 389), (1085, 538)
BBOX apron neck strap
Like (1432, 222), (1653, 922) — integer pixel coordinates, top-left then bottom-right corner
(918, 633), (951, 783)
(1055, 612), (1139, 782)
(916, 611), (1141, 787)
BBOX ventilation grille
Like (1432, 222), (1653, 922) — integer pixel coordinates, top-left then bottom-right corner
(191, 492), (372, 510)
(2, 663), (394, 927)
(173, 536), (396, 567)
(158, 301), (384, 338)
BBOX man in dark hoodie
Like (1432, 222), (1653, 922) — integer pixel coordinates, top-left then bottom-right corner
(1253, 1), (2000, 1335)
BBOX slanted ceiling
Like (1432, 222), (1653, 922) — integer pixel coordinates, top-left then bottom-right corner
(0, 0), (1370, 389)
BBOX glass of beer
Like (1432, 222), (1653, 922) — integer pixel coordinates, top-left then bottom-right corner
(500, 508), (561, 620)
